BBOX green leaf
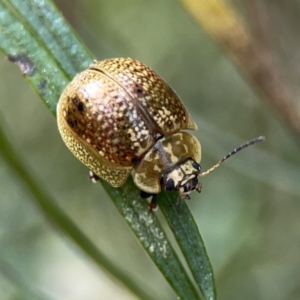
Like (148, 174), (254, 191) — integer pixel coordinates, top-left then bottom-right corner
(6, 0), (92, 77)
(102, 179), (200, 300)
(158, 191), (217, 300)
(0, 0), (69, 113)
(0, 256), (52, 300)
(0, 0), (216, 299)
(0, 115), (156, 300)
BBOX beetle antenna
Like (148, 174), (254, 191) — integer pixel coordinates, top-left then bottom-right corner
(199, 136), (265, 177)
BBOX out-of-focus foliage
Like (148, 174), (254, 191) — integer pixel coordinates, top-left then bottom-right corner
(0, 1), (299, 300)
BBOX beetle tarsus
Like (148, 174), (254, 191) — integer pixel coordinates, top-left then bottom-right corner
(149, 195), (158, 211)
(89, 171), (99, 183)
(196, 182), (202, 193)
(140, 191), (158, 211)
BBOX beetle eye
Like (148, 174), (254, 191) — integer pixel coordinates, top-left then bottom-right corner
(166, 178), (175, 191)
(192, 161), (201, 172)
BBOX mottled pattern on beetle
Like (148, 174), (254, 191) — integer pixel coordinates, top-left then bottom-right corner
(92, 58), (198, 134)
(57, 106), (132, 186)
(60, 69), (158, 166)
(133, 132), (202, 193)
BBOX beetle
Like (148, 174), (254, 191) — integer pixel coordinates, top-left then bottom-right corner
(57, 57), (264, 208)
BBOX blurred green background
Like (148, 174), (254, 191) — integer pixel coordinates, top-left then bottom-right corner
(0, 0), (300, 299)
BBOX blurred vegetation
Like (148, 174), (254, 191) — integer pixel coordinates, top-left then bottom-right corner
(0, 0), (299, 300)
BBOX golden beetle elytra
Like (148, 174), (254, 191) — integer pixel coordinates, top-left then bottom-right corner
(57, 58), (264, 207)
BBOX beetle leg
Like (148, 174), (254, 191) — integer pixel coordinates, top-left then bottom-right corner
(196, 182), (202, 193)
(149, 195), (158, 211)
(89, 170), (99, 183)
(140, 191), (158, 211)
(140, 190), (152, 199)
(176, 187), (193, 213)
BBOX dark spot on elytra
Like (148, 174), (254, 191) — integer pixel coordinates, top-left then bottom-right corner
(134, 84), (143, 94)
(77, 102), (85, 112)
(8, 54), (36, 76)
(66, 111), (78, 129)
(67, 117), (79, 131)
(67, 118), (75, 128)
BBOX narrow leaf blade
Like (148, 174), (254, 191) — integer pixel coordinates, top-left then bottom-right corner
(0, 1), (69, 112)
(7, 0), (92, 77)
(102, 179), (201, 300)
(158, 191), (217, 300)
